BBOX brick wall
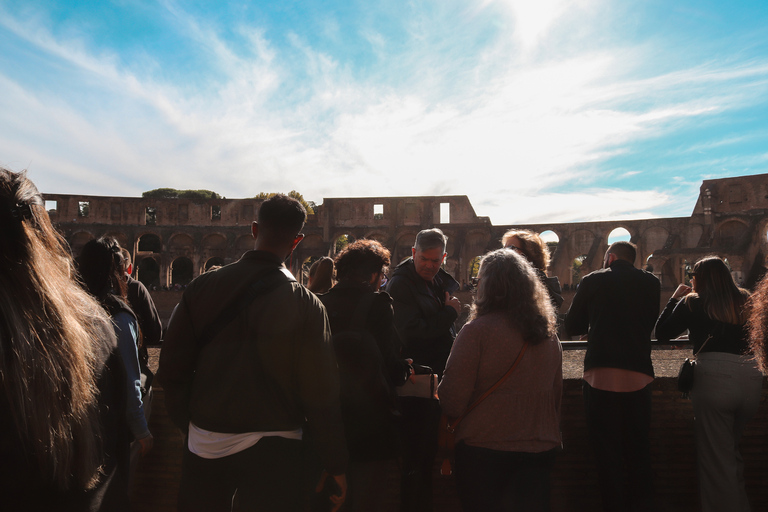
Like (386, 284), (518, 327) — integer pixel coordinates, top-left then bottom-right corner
(131, 366), (768, 512)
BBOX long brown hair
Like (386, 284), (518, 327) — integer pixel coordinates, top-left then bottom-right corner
(686, 256), (749, 325)
(747, 274), (768, 372)
(0, 168), (112, 490)
(470, 248), (556, 343)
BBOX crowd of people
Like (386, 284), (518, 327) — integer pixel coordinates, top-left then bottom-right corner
(2, 166), (768, 512)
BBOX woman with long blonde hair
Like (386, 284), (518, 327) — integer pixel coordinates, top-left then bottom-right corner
(0, 168), (126, 510)
(655, 255), (761, 512)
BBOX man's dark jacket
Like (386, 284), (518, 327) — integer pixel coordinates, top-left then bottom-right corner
(159, 250), (347, 474)
(385, 258), (460, 377)
(564, 259), (660, 377)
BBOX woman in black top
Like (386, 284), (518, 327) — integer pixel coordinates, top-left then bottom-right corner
(655, 256), (761, 512)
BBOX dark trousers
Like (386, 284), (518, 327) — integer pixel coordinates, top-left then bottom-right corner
(177, 436), (302, 512)
(398, 397), (441, 512)
(583, 382), (654, 512)
(454, 441), (556, 512)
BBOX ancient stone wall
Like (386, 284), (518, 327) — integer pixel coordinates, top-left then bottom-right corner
(45, 173), (768, 290)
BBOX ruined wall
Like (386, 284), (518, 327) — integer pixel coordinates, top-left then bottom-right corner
(45, 173), (768, 290)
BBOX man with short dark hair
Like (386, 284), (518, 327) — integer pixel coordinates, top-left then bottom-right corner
(564, 241), (660, 512)
(160, 194), (347, 511)
(386, 228), (461, 512)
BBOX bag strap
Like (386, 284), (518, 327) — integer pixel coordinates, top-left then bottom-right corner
(446, 340), (530, 433)
(693, 334), (712, 357)
(195, 267), (296, 350)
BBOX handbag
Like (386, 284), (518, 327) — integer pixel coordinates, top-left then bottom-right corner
(677, 334), (712, 399)
(438, 340), (530, 476)
(396, 373), (438, 399)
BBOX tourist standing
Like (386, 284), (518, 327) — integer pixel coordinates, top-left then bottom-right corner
(160, 194), (348, 512)
(0, 168), (129, 511)
(386, 228), (461, 512)
(438, 248), (562, 511)
(564, 241), (659, 512)
(656, 256), (761, 512)
(319, 239), (410, 511)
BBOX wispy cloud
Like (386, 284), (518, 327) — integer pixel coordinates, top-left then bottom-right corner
(0, 1), (767, 225)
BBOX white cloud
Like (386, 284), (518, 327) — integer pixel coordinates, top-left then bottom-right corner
(0, 1), (767, 226)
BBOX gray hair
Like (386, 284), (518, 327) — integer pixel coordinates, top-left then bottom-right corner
(471, 248), (556, 343)
(414, 228), (447, 253)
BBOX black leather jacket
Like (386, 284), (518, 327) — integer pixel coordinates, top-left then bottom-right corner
(385, 258), (460, 377)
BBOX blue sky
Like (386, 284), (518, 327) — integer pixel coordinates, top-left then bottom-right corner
(1, 0), (767, 224)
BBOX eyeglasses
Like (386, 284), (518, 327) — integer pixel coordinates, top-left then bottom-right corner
(687, 272), (696, 279)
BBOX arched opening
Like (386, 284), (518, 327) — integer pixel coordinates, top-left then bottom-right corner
(138, 233), (162, 253)
(136, 257), (160, 289)
(608, 227), (631, 245)
(171, 257), (194, 287)
(572, 255), (588, 286)
(333, 233), (356, 255)
(204, 257), (225, 272)
(540, 230), (559, 259)
(202, 233), (228, 251)
(468, 255), (482, 289)
(169, 233), (194, 253)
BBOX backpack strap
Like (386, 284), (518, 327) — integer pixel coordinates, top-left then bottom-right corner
(195, 267), (295, 349)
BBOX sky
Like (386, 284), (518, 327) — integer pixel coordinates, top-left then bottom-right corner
(1, 0), (767, 225)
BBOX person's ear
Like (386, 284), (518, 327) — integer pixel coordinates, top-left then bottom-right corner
(251, 222), (259, 240)
(291, 233), (305, 251)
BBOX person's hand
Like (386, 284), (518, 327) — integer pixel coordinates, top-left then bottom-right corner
(329, 473), (347, 512)
(315, 471), (347, 512)
(672, 284), (692, 300)
(137, 433), (154, 456)
(445, 292), (461, 314)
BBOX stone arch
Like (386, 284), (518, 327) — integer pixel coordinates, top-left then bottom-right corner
(569, 229), (597, 256)
(137, 232), (162, 253)
(716, 219), (749, 248)
(468, 255), (482, 287)
(202, 233), (228, 251)
(572, 254), (589, 287)
(204, 257), (225, 272)
(607, 226), (632, 244)
(136, 255), (161, 289)
(168, 233), (195, 253)
(69, 231), (95, 257)
(539, 229), (560, 262)
(171, 257), (194, 286)
(331, 232), (357, 256)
